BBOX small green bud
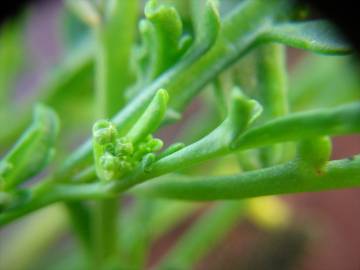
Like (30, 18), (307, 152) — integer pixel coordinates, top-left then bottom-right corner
(100, 152), (119, 171)
(115, 138), (134, 156)
(93, 120), (117, 145)
(148, 138), (163, 152)
(157, 142), (185, 159)
(0, 104), (59, 190)
(137, 142), (149, 153)
(297, 136), (332, 174)
(141, 153), (156, 172)
(119, 161), (133, 172)
(104, 143), (116, 155)
(229, 88), (263, 149)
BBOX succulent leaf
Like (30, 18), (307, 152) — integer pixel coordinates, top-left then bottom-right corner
(0, 104), (59, 190)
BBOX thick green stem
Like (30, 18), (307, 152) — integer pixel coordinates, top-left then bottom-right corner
(119, 198), (153, 269)
(95, 0), (138, 117)
(233, 102), (360, 149)
(92, 1), (139, 267)
(121, 103), (359, 188)
(1, 101), (359, 225)
(256, 43), (288, 166)
(1, 152), (360, 225)
(92, 200), (119, 269)
(257, 44), (288, 118)
(133, 155), (360, 200)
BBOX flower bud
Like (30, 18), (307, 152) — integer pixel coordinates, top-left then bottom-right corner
(93, 120), (117, 145)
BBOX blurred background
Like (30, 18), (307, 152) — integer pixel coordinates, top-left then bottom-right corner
(0, 0), (360, 269)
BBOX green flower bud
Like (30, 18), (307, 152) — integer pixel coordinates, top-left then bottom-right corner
(100, 152), (119, 171)
(119, 161), (133, 172)
(115, 138), (134, 156)
(148, 138), (163, 152)
(93, 120), (118, 145)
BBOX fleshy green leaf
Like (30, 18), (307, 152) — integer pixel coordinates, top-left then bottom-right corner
(148, 88), (262, 176)
(145, 0), (184, 77)
(0, 105), (59, 190)
(260, 20), (351, 55)
(297, 136), (332, 173)
(289, 55), (360, 111)
(95, 0), (139, 116)
(128, 1), (188, 99)
(189, 0), (221, 56)
(127, 89), (169, 144)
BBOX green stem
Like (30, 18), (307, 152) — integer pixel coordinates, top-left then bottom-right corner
(2, 151), (360, 225)
(92, 200), (119, 269)
(128, 102), (360, 186)
(1, 101), (359, 225)
(133, 155), (360, 200)
(95, 0), (138, 117)
(92, 1), (139, 267)
(119, 198), (153, 269)
(65, 202), (93, 258)
(233, 102), (360, 149)
(256, 43), (288, 166)
(257, 44), (288, 118)
(72, 102), (360, 194)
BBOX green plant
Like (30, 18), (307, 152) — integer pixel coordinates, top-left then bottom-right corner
(0, 0), (359, 269)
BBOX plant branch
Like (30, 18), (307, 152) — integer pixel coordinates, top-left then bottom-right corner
(132, 155), (360, 200)
(59, 0), (288, 177)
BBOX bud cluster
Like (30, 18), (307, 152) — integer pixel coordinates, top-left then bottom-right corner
(93, 120), (163, 181)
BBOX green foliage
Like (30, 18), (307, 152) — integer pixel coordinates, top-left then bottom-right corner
(0, 19), (25, 106)
(0, 104), (59, 191)
(261, 20), (351, 54)
(0, 0), (359, 269)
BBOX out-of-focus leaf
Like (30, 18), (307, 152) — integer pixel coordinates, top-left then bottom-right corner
(0, 38), (93, 150)
(128, 0), (189, 99)
(0, 18), (25, 106)
(157, 201), (245, 269)
(290, 55), (360, 111)
(189, 0), (220, 56)
(0, 104), (59, 190)
(65, 0), (100, 27)
(260, 20), (351, 55)
(145, 0), (189, 77)
(61, 4), (91, 50)
(95, 0), (139, 116)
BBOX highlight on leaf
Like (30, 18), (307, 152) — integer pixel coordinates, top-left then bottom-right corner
(260, 20), (352, 55)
